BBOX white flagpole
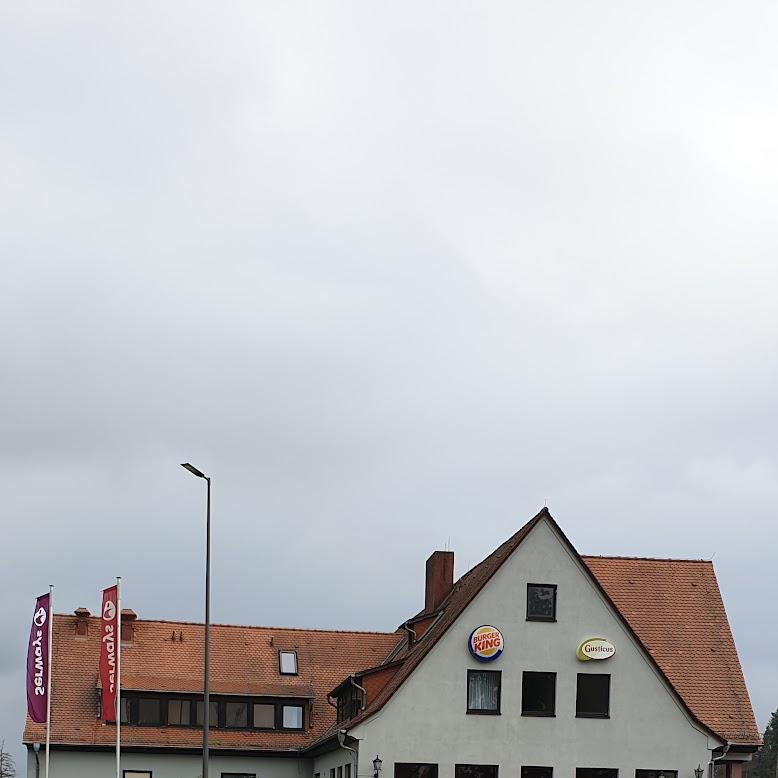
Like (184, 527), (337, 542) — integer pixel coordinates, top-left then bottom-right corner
(45, 584), (53, 778)
(116, 577), (122, 778)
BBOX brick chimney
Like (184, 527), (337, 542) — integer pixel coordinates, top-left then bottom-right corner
(74, 607), (90, 639)
(425, 550), (454, 612)
(121, 609), (137, 643)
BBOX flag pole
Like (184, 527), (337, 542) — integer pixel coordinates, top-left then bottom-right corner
(116, 577), (122, 778)
(45, 584), (53, 778)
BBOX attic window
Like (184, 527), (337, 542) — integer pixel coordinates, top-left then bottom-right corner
(527, 584), (557, 621)
(279, 650), (298, 675)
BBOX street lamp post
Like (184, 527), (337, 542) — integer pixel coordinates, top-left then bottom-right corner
(181, 463), (211, 778)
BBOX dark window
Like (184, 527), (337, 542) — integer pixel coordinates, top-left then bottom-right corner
(346, 765), (352, 778)
(455, 766), (498, 778)
(522, 770), (552, 778)
(253, 703), (275, 729)
(521, 672), (556, 716)
(467, 670), (501, 714)
(337, 686), (363, 724)
(137, 698), (162, 725)
(279, 650), (298, 675)
(225, 701), (249, 728)
(282, 705), (303, 729)
(635, 772), (677, 778)
(577, 771), (618, 778)
(331, 769), (336, 778)
(527, 584), (557, 621)
(195, 700), (219, 728)
(338, 768), (343, 778)
(395, 765), (439, 778)
(576, 674), (610, 718)
(167, 699), (191, 726)
(119, 693), (307, 732)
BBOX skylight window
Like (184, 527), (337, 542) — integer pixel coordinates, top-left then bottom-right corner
(279, 650), (298, 675)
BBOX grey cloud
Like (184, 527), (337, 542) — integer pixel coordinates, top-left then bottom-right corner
(2, 0), (777, 766)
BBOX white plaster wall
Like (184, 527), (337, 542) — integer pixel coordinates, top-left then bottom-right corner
(312, 745), (358, 778)
(26, 748), (311, 778)
(349, 518), (720, 777)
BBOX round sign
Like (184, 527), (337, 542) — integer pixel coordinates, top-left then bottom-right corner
(577, 637), (616, 661)
(468, 625), (504, 662)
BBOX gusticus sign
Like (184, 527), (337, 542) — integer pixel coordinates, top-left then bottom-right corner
(577, 637), (616, 661)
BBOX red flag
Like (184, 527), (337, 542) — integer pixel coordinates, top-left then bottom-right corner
(99, 586), (119, 722)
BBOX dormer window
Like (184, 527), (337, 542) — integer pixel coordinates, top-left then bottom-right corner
(279, 650), (298, 675)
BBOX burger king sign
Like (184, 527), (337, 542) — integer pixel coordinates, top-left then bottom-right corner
(468, 625), (504, 662)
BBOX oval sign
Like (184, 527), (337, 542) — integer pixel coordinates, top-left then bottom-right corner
(469, 625), (504, 662)
(577, 637), (616, 661)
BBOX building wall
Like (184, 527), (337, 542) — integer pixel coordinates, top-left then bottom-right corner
(27, 748), (311, 778)
(348, 518), (721, 777)
(313, 745), (358, 778)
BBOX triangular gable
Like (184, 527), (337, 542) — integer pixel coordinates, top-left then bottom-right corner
(341, 509), (756, 748)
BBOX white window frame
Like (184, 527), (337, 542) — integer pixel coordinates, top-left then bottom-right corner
(279, 650), (298, 675)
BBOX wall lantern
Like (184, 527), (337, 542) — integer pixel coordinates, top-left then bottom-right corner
(694, 766), (705, 778)
(373, 756), (383, 778)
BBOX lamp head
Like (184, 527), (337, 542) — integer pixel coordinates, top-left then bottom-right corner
(181, 463), (207, 479)
(33, 742), (41, 752)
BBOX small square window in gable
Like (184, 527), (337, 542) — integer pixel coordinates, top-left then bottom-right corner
(527, 584), (557, 621)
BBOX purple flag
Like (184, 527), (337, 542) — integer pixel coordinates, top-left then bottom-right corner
(26, 593), (50, 723)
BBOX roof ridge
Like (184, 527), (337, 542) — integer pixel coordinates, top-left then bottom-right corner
(582, 554), (712, 563)
(54, 614), (399, 636)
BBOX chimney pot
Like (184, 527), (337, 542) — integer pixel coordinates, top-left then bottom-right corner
(425, 550), (454, 612)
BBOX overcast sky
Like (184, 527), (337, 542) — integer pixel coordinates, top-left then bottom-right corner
(2, 0), (777, 766)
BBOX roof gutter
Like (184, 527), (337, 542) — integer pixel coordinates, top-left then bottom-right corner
(708, 744), (731, 776)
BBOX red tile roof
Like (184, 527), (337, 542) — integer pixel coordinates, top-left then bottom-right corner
(23, 509), (759, 752)
(23, 618), (400, 751)
(583, 555), (760, 745)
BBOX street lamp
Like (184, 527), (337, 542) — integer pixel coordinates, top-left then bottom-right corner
(181, 463), (211, 778)
(373, 756), (383, 778)
(694, 767), (705, 778)
(33, 742), (41, 778)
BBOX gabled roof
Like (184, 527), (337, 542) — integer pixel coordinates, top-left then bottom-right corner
(334, 509), (759, 747)
(583, 555), (759, 745)
(22, 509), (759, 753)
(23, 618), (400, 751)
